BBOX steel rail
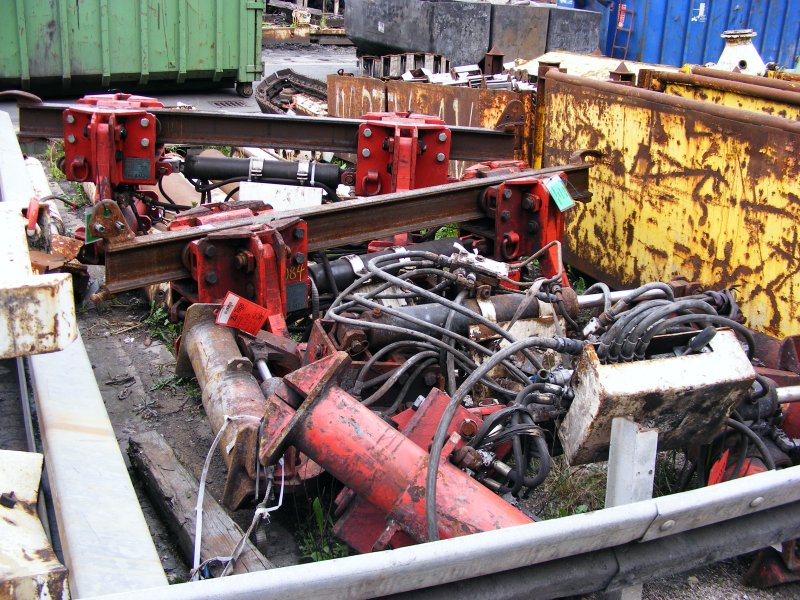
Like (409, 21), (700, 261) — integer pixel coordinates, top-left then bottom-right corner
(100, 164), (590, 294)
(86, 465), (800, 600)
(16, 102), (515, 161)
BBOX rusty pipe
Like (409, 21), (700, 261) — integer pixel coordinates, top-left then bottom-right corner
(176, 304), (265, 509)
(260, 352), (532, 542)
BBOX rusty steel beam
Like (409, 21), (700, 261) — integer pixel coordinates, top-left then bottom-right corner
(688, 66), (800, 93)
(100, 164), (590, 295)
(638, 69), (800, 109)
(17, 103), (515, 162)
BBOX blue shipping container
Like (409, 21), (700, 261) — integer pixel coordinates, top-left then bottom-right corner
(583, 0), (800, 69)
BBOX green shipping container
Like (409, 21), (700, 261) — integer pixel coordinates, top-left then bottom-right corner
(0, 0), (264, 96)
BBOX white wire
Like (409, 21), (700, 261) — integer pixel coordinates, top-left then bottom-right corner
(192, 414), (261, 581)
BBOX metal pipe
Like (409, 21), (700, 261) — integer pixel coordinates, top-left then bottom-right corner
(85, 466), (800, 600)
(778, 385), (800, 404)
(577, 288), (667, 308)
(175, 304), (265, 509)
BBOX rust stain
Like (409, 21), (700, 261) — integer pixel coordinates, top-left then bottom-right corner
(541, 76), (800, 338)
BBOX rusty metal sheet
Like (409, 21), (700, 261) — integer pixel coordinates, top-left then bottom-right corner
(385, 80), (535, 164)
(327, 75), (387, 118)
(639, 69), (800, 121)
(537, 69), (800, 338)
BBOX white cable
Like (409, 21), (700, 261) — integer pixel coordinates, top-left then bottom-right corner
(191, 414), (261, 580)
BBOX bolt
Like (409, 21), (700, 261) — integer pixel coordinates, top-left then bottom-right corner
(141, 138), (150, 148)
(500, 210), (511, 222)
(521, 194), (534, 210)
(363, 127), (372, 138)
(526, 221), (540, 234)
(66, 114), (75, 124)
(438, 132), (447, 143)
(114, 220), (126, 231)
(67, 134), (76, 144)
(371, 307), (382, 317)
(294, 252), (306, 264)
(750, 496), (765, 508)
(436, 152), (446, 163)
(502, 188), (513, 200)
(659, 519), (675, 532)
(362, 148), (371, 158)
(293, 227), (305, 240)
(203, 244), (217, 258)
(205, 271), (218, 285)
(140, 117), (150, 128)
(93, 223), (106, 234)
(460, 418), (478, 438)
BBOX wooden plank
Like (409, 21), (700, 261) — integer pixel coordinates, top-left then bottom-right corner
(128, 431), (273, 575)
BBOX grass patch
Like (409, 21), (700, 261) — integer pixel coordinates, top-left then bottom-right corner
(150, 374), (200, 400)
(434, 223), (460, 240)
(297, 496), (350, 562)
(531, 455), (606, 519)
(44, 140), (65, 181)
(145, 304), (182, 347)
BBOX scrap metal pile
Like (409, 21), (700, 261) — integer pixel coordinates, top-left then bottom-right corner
(17, 92), (800, 576)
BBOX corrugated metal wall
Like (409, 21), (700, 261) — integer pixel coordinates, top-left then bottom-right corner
(589, 0), (800, 68)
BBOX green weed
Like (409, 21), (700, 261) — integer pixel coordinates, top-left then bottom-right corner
(533, 455), (606, 519)
(145, 304), (182, 347)
(298, 497), (349, 562)
(44, 140), (65, 181)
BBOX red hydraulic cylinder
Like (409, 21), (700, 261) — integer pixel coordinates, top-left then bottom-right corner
(260, 352), (532, 542)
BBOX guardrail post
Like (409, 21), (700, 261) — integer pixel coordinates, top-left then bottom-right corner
(604, 416), (659, 600)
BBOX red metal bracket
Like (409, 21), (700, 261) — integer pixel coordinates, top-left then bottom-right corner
(355, 112), (451, 196)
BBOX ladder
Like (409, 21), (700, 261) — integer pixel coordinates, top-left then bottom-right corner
(611, 2), (635, 60)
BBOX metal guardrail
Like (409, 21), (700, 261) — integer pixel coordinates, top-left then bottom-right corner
(89, 466), (800, 600)
(0, 108), (168, 596)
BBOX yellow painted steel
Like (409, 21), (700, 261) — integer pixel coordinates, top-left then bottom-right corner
(537, 71), (800, 338)
(659, 80), (800, 121)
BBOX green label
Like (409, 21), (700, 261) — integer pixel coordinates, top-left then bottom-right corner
(84, 213), (100, 244)
(544, 176), (575, 212)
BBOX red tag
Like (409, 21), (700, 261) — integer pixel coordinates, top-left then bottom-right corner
(215, 292), (269, 335)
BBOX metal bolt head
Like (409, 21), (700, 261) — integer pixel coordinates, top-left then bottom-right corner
(438, 132), (447, 143)
(93, 223), (106, 234)
(423, 371), (438, 387)
(459, 418), (478, 438)
(205, 271), (218, 285)
(502, 188), (513, 200)
(66, 114), (75, 124)
(659, 519), (675, 531)
(141, 138), (150, 148)
(500, 210), (511, 222)
(114, 220), (126, 231)
(521, 194), (534, 210)
(140, 117), (150, 128)
(363, 128), (372, 138)
(203, 244), (217, 258)
(294, 252), (306, 264)
(750, 496), (765, 508)
(361, 148), (371, 158)
(293, 227), (305, 240)
(67, 134), (76, 144)
(526, 220), (540, 234)
(436, 152), (446, 163)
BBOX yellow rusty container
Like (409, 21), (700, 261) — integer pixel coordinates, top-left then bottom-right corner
(535, 69), (800, 338)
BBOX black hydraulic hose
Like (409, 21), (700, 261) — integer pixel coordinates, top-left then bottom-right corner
(442, 290), (469, 396)
(637, 314), (755, 359)
(597, 299), (671, 359)
(182, 154), (342, 190)
(361, 351), (439, 407)
(426, 336), (585, 541)
(157, 176), (179, 206)
(513, 382), (564, 405)
(596, 282), (675, 333)
(726, 418), (776, 471)
(378, 357), (440, 417)
(618, 299), (718, 361)
(366, 252), (544, 371)
(317, 251), (340, 297)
